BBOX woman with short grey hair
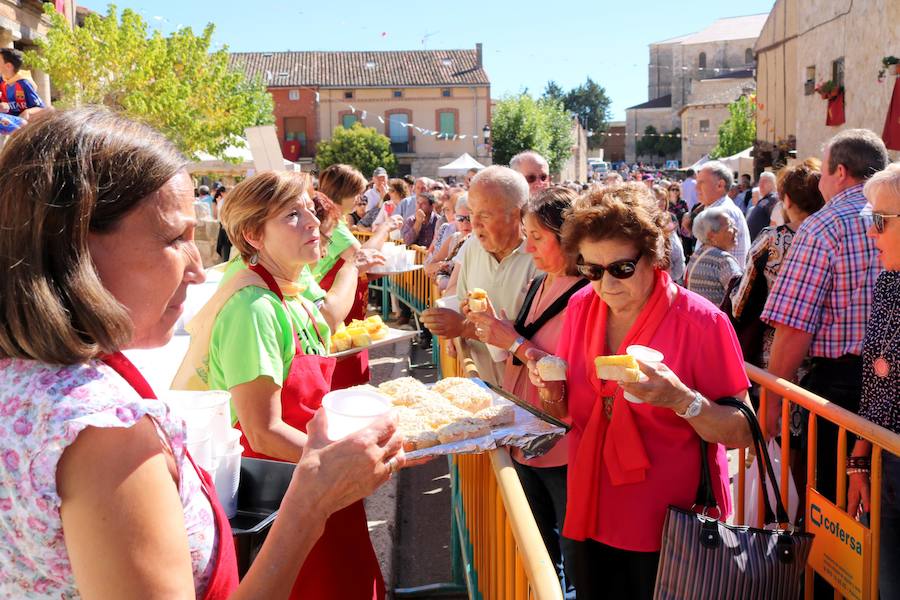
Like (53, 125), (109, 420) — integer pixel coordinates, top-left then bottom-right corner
(685, 207), (743, 306)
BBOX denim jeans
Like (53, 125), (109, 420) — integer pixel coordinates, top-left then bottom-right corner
(512, 460), (577, 599)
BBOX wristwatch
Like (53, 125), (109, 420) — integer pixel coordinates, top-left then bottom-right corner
(676, 390), (704, 419)
(508, 336), (526, 354)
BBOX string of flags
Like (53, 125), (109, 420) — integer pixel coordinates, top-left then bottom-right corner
(334, 100), (480, 141)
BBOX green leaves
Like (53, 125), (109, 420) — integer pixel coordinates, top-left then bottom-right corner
(26, 4), (273, 160)
(636, 126), (681, 158)
(315, 122), (397, 177)
(490, 94), (574, 175)
(710, 95), (756, 159)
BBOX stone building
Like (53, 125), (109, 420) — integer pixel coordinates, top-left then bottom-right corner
(595, 120), (625, 163)
(627, 13), (766, 163)
(230, 45), (491, 176)
(558, 116), (588, 183)
(0, 0), (75, 105)
(755, 0), (900, 162)
(679, 71), (755, 166)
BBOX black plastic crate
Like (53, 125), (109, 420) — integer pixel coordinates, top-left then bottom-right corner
(229, 457), (294, 577)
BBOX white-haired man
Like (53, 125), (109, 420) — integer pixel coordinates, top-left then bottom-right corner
(746, 171), (778, 240)
(398, 177), (432, 221)
(510, 150), (550, 195)
(421, 166), (537, 385)
(363, 166), (389, 211)
(694, 161), (751, 267)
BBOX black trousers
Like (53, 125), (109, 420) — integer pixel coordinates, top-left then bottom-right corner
(572, 538), (659, 600)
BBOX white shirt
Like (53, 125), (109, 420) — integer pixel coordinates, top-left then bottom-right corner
(681, 177), (698, 210)
(694, 195), (751, 268)
(364, 188), (383, 212)
(456, 237), (538, 386)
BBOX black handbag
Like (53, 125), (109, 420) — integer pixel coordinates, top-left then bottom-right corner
(653, 398), (814, 600)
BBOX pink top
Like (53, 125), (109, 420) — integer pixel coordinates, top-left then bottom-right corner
(557, 285), (749, 552)
(502, 275), (581, 467)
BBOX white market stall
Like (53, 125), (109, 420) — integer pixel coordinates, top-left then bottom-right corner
(718, 147), (754, 180)
(437, 152), (486, 177)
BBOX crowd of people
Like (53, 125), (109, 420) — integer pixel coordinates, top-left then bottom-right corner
(0, 102), (898, 600)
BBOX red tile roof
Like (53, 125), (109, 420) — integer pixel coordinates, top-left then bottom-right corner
(229, 48), (490, 89)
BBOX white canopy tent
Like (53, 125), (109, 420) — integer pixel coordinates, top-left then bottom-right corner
(718, 147), (754, 179)
(188, 141), (300, 178)
(687, 154), (710, 171)
(437, 152), (486, 177)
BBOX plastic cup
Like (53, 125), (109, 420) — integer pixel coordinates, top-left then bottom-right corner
(161, 390), (232, 449)
(405, 249), (416, 267)
(321, 388), (392, 441)
(214, 444), (243, 519)
(435, 295), (461, 312)
(185, 430), (214, 472)
(623, 345), (664, 404)
(215, 427), (243, 457)
(389, 229), (403, 241)
(487, 344), (510, 363)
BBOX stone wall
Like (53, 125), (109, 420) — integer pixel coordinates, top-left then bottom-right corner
(754, 0), (799, 145)
(625, 107), (680, 164)
(681, 105), (732, 166)
(671, 39), (757, 111)
(793, 0), (900, 160)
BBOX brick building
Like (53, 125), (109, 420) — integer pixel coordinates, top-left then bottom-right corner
(230, 45), (492, 176)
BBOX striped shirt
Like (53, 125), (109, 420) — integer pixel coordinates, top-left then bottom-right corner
(761, 184), (881, 358)
(694, 196), (751, 268)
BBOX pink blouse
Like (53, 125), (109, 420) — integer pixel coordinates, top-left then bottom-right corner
(557, 285), (749, 552)
(502, 275), (581, 468)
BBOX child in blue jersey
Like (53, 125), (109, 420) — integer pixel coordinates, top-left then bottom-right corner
(0, 48), (44, 120)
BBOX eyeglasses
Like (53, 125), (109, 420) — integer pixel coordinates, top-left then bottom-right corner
(576, 252), (642, 281)
(872, 212), (900, 233)
(455, 214), (471, 223)
(525, 173), (549, 184)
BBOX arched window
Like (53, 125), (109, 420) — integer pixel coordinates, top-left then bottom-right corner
(698, 52), (707, 70)
(745, 48), (754, 65)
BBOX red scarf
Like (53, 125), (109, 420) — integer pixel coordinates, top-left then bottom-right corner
(563, 269), (675, 541)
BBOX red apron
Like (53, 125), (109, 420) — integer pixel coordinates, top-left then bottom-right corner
(101, 352), (239, 599)
(240, 263), (385, 600)
(318, 258), (371, 390)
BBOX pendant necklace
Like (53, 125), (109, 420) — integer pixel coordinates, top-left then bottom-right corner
(873, 304), (900, 378)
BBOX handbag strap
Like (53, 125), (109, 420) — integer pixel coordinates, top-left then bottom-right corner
(511, 276), (588, 366)
(694, 398), (790, 525)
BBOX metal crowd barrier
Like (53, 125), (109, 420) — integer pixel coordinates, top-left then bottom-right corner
(738, 365), (900, 600)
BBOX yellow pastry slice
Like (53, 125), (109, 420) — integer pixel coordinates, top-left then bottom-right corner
(594, 355), (642, 383)
(350, 331), (372, 348)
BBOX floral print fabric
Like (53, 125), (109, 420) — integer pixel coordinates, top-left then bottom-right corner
(0, 358), (216, 598)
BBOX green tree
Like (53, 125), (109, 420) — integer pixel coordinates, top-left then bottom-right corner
(490, 93), (574, 175)
(564, 77), (612, 147)
(710, 95), (756, 159)
(315, 122), (397, 176)
(26, 5), (273, 159)
(542, 80), (565, 104)
(635, 126), (681, 159)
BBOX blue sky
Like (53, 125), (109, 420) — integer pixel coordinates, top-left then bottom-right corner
(82, 0), (775, 120)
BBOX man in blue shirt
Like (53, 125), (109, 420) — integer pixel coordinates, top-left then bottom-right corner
(0, 48), (44, 121)
(398, 177), (431, 220)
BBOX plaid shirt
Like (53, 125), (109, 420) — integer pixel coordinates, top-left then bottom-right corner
(761, 184), (881, 358)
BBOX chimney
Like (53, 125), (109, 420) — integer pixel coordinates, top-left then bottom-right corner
(475, 43), (483, 68)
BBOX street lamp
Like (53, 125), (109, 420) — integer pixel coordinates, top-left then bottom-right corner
(482, 124), (491, 144)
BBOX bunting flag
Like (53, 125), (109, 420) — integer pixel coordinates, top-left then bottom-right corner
(882, 76), (900, 150)
(377, 115), (384, 124)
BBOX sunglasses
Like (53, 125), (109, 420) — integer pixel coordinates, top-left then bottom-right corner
(455, 214), (471, 223)
(525, 173), (549, 184)
(871, 212), (900, 233)
(576, 252), (642, 281)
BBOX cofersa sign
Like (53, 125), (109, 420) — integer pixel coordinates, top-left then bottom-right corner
(806, 489), (870, 600)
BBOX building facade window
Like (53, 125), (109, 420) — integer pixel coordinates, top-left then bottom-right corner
(805, 66), (816, 95)
(385, 109), (412, 153)
(344, 90), (353, 99)
(699, 119), (710, 133)
(745, 48), (753, 65)
(435, 108), (459, 139)
(288, 89), (300, 101)
(832, 57), (845, 88)
(283, 117), (308, 153)
(698, 52), (706, 70)
(392, 90), (403, 98)
(441, 88), (451, 97)
(341, 113), (358, 128)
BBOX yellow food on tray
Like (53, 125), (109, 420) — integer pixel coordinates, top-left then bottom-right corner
(330, 329), (352, 353)
(474, 404), (515, 428)
(436, 418), (492, 444)
(594, 354), (642, 383)
(435, 379), (493, 413)
(378, 376), (427, 399)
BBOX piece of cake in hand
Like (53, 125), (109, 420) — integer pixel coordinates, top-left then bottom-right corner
(474, 404), (515, 427)
(536, 355), (568, 381)
(594, 354), (642, 383)
(467, 288), (488, 313)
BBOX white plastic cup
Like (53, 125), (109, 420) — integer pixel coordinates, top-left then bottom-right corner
(405, 249), (416, 267)
(321, 388), (391, 441)
(389, 229), (403, 242)
(185, 430), (215, 473)
(623, 345), (664, 403)
(214, 444), (243, 519)
(162, 390), (232, 449)
(435, 295), (461, 312)
(215, 427), (243, 457)
(487, 344), (510, 363)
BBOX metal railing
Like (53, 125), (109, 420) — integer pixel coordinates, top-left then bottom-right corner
(446, 340), (564, 600)
(738, 364), (900, 600)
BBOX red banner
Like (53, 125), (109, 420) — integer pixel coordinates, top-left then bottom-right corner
(826, 91), (846, 127)
(883, 77), (900, 150)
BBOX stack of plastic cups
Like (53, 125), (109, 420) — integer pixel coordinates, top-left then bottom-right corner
(213, 428), (243, 519)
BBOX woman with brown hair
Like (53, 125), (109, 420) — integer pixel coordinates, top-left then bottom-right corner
(526, 182), (753, 599)
(0, 107), (402, 598)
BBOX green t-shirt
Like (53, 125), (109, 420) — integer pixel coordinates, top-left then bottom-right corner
(221, 257), (326, 305)
(311, 221), (357, 282)
(208, 261), (331, 393)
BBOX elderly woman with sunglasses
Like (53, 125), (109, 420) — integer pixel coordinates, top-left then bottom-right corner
(525, 183), (753, 599)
